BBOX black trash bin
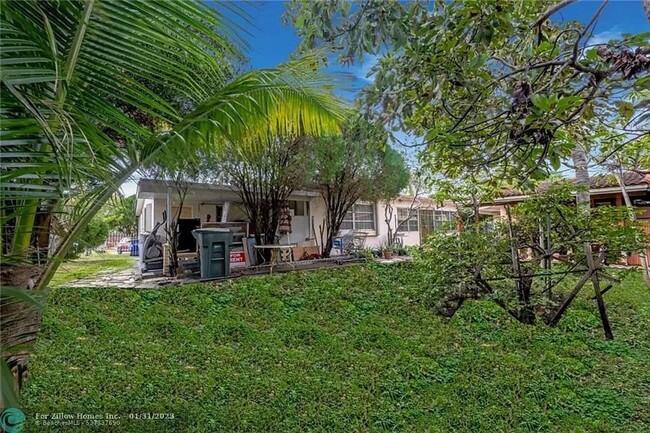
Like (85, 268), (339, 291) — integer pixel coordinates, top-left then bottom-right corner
(192, 228), (233, 279)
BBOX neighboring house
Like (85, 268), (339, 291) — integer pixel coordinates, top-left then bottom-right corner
(480, 170), (650, 266)
(135, 178), (458, 256)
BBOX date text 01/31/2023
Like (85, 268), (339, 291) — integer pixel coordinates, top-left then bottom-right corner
(34, 413), (175, 421)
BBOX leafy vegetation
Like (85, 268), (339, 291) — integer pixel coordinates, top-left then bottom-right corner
(1, 0), (344, 397)
(217, 135), (313, 249)
(308, 116), (410, 257)
(1, 1), (345, 292)
(104, 195), (138, 237)
(416, 181), (650, 330)
(286, 0), (649, 182)
(66, 217), (110, 260)
(23, 265), (650, 432)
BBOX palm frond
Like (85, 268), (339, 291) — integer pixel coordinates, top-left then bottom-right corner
(1, 0), (247, 256)
(1, 1), (346, 292)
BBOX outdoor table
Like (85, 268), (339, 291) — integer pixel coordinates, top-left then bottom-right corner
(253, 244), (297, 274)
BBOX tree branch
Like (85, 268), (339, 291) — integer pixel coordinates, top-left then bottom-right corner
(532, 0), (578, 29)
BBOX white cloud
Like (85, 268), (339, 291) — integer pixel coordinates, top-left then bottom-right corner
(120, 179), (138, 197)
(353, 54), (379, 83)
(588, 27), (623, 46)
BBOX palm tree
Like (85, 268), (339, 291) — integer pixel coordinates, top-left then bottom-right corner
(1, 0), (344, 399)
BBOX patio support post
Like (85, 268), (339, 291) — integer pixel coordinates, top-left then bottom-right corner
(222, 202), (230, 222)
(307, 200), (312, 240)
(166, 185), (172, 238)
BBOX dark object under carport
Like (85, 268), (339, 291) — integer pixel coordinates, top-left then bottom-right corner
(129, 238), (139, 256)
(192, 228), (234, 279)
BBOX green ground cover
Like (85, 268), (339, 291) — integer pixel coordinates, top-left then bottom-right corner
(23, 264), (649, 432)
(48, 253), (136, 288)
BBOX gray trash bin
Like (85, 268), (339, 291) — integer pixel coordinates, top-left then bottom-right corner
(192, 228), (233, 279)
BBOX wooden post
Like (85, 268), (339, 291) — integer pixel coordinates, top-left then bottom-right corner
(162, 243), (170, 277)
(548, 249), (605, 327)
(585, 243), (613, 339)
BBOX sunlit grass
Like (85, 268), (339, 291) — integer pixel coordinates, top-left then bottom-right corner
(48, 253), (136, 288)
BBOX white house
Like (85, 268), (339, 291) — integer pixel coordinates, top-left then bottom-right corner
(135, 178), (459, 256)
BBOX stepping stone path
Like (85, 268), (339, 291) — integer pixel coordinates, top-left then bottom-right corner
(64, 268), (139, 288)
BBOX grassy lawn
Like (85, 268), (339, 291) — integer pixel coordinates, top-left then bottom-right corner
(23, 264), (649, 432)
(48, 253), (136, 287)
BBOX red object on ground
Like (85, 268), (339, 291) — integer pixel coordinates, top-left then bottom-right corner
(230, 251), (246, 263)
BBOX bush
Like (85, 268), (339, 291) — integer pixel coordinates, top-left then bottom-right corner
(66, 218), (110, 259)
(414, 181), (649, 327)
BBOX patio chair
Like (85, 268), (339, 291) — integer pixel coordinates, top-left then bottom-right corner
(348, 230), (368, 254)
(333, 230), (368, 255)
(332, 231), (355, 255)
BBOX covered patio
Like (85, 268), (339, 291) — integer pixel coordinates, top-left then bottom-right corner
(135, 178), (322, 275)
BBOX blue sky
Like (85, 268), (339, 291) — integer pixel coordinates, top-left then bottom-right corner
(121, 1), (648, 195)
(224, 0), (648, 97)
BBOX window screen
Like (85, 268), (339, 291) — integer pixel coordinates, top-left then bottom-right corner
(397, 208), (418, 232)
(341, 203), (375, 231)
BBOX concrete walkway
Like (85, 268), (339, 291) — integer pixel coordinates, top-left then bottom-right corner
(61, 256), (412, 289)
(63, 268), (140, 288)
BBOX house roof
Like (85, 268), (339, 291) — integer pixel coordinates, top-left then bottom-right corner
(498, 170), (650, 199)
(136, 178), (321, 200)
(391, 195), (457, 210)
(135, 178), (459, 213)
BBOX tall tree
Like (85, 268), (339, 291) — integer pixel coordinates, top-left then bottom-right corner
(105, 195), (138, 237)
(1, 1), (345, 290)
(287, 0), (648, 333)
(309, 117), (410, 257)
(286, 0), (649, 182)
(218, 136), (311, 250)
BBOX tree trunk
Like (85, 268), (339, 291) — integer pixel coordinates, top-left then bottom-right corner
(613, 169), (650, 288)
(571, 144), (614, 337)
(323, 236), (335, 258)
(385, 202), (395, 246)
(322, 214), (343, 258)
(572, 144), (591, 210)
(1, 265), (44, 395)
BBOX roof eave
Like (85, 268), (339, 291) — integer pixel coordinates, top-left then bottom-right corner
(493, 184), (649, 204)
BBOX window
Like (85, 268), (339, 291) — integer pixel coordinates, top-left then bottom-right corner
(341, 203), (375, 230)
(397, 208), (418, 232)
(215, 205), (223, 222)
(288, 200), (306, 216)
(433, 210), (456, 231)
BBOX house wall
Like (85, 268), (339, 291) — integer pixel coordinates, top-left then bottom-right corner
(308, 197), (457, 249)
(138, 199), (155, 233)
(146, 198), (248, 238)
(137, 182), (459, 251)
